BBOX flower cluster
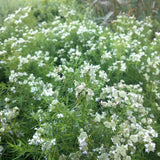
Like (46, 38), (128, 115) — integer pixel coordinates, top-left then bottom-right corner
(0, 104), (20, 155)
(0, 105), (19, 133)
(78, 129), (88, 154)
(28, 127), (56, 151)
(75, 82), (94, 101)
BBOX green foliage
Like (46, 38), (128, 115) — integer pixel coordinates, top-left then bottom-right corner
(82, 0), (160, 26)
(0, 1), (160, 160)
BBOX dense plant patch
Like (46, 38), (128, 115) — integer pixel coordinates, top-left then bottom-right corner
(0, 3), (160, 160)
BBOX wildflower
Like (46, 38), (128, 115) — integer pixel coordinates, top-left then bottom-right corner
(130, 135), (138, 143)
(94, 113), (101, 122)
(157, 152), (160, 157)
(78, 130), (88, 152)
(125, 156), (131, 160)
(75, 82), (86, 97)
(86, 88), (94, 101)
(57, 114), (64, 118)
(145, 143), (155, 153)
(4, 98), (10, 102)
(43, 88), (54, 97)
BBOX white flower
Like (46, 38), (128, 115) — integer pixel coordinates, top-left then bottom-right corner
(111, 136), (120, 145)
(78, 130), (88, 152)
(143, 134), (151, 142)
(98, 153), (109, 160)
(41, 139), (56, 151)
(0, 50), (7, 55)
(99, 70), (109, 82)
(75, 83), (94, 101)
(157, 152), (160, 157)
(57, 114), (64, 118)
(43, 88), (54, 97)
(50, 138), (56, 145)
(145, 142), (155, 153)
(28, 132), (44, 146)
(125, 156), (131, 160)
(100, 101), (108, 107)
(75, 82), (86, 97)
(101, 52), (112, 64)
(116, 145), (127, 157)
(104, 120), (116, 131)
(4, 97), (10, 102)
(94, 113), (101, 122)
(86, 88), (94, 101)
(147, 118), (152, 125)
(67, 88), (73, 93)
(118, 90), (127, 98)
(141, 118), (146, 124)
(120, 62), (126, 72)
(130, 135), (138, 143)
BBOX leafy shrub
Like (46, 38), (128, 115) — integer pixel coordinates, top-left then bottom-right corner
(81, 0), (160, 25)
(0, 4), (160, 160)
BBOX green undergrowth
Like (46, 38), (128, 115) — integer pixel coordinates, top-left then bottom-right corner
(0, 1), (160, 160)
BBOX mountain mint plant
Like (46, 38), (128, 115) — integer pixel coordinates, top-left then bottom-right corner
(0, 3), (160, 160)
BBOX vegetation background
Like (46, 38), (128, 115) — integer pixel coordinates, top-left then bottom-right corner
(1, 0), (160, 23)
(0, 0), (160, 36)
(0, 0), (160, 160)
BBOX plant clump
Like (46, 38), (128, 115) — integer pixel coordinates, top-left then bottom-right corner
(0, 3), (160, 160)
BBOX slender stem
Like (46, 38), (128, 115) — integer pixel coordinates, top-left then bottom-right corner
(136, 0), (141, 18)
(113, 0), (117, 18)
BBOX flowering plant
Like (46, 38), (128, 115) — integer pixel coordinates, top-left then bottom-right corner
(0, 3), (160, 160)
